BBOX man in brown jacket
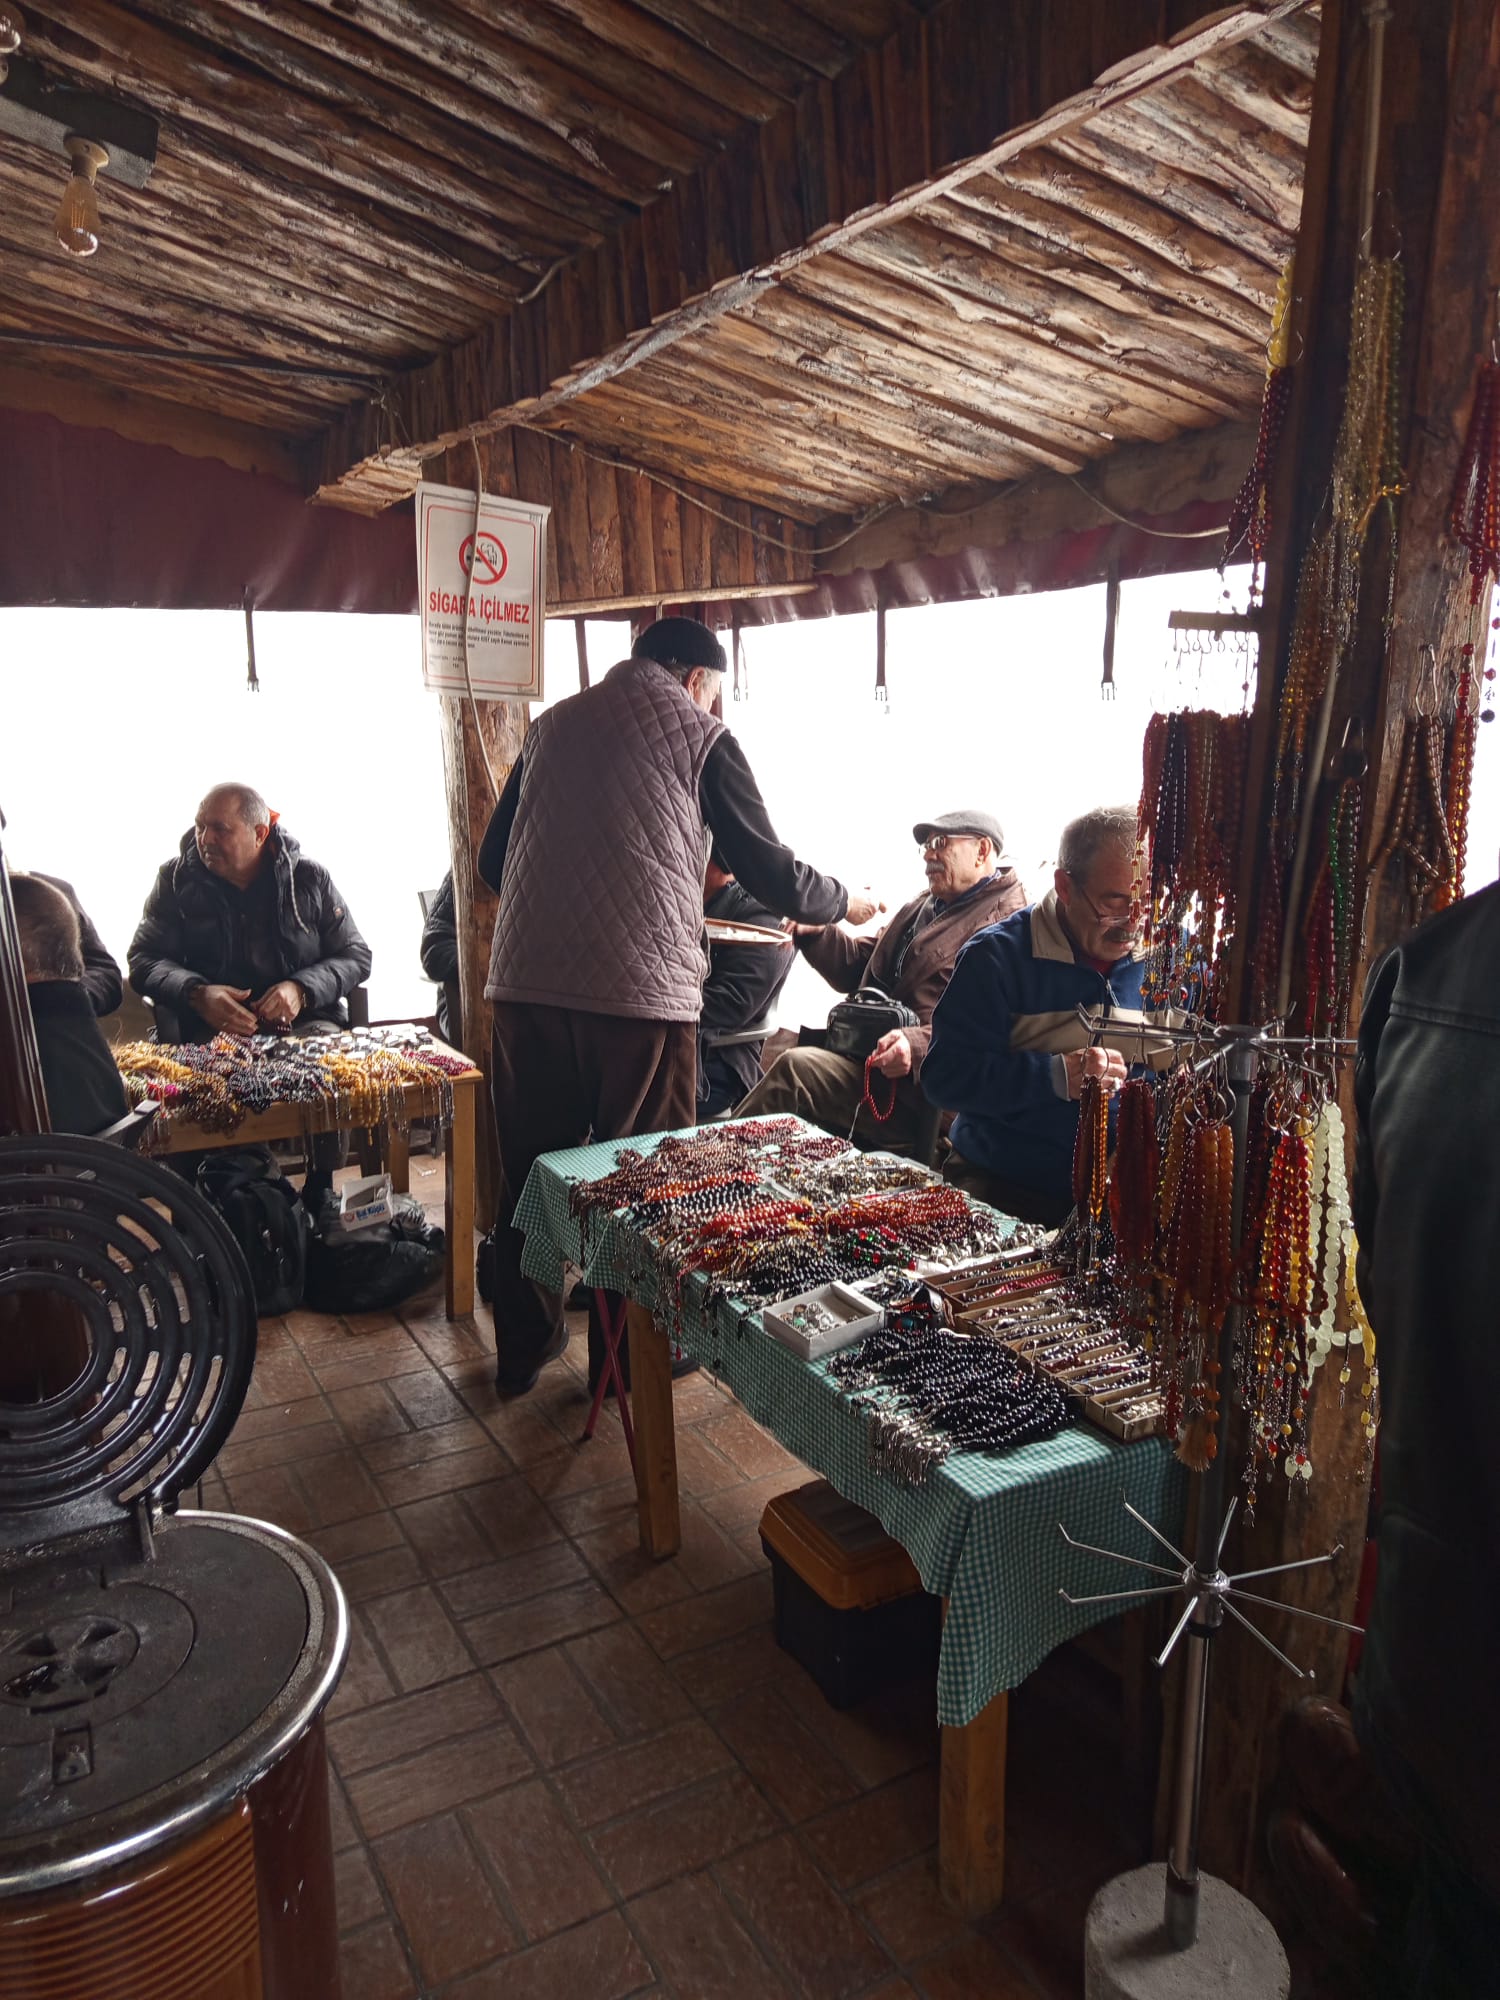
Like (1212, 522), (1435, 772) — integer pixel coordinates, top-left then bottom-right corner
(736, 811), (1025, 1151)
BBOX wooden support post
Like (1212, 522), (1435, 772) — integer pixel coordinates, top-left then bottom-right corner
(443, 1076), (476, 1322)
(940, 1688), (1009, 1917)
(1189, 0), (1500, 1898)
(626, 1300), (681, 1558)
(436, 690), (528, 1234)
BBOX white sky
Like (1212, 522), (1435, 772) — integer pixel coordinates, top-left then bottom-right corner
(3, 574), (1497, 1029)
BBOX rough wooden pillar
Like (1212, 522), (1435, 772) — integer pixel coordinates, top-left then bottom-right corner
(437, 692), (528, 1232)
(1193, 0), (1500, 1894)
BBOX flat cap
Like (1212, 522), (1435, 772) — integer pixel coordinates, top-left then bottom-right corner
(632, 616), (726, 673)
(912, 809), (1005, 848)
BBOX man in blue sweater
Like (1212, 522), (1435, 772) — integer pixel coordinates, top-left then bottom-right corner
(922, 805), (1162, 1225)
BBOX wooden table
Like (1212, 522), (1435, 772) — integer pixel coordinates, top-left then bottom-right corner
(144, 1040), (482, 1320)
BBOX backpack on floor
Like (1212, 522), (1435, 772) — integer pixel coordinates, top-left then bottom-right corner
(303, 1191), (446, 1316)
(196, 1150), (309, 1317)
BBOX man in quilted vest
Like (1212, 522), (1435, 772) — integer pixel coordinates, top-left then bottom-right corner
(477, 616), (875, 1396)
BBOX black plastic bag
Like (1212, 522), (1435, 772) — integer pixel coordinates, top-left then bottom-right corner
(196, 1149), (308, 1318)
(303, 1191), (446, 1315)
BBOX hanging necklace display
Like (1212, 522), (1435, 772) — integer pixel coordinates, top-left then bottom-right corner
(1299, 769), (1365, 1035)
(1137, 708), (1251, 1016)
(1223, 256), (1297, 602)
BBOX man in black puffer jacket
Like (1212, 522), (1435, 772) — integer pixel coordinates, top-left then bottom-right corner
(129, 784), (370, 1043)
(1353, 881), (1500, 1997)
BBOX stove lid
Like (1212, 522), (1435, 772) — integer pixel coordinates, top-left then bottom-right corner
(0, 1135), (257, 1559)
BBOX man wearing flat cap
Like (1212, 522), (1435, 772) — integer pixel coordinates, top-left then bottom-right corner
(736, 810), (1025, 1152)
(476, 615), (876, 1396)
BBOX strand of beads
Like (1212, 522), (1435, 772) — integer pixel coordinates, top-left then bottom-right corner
(860, 1053), (898, 1124)
(1071, 1074), (1109, 1274)
(1136, 710), (1250, 1013)
(1223, 255), (1296, 598)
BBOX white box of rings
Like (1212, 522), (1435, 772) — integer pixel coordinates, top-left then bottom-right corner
(762, 1282), (883, 1361)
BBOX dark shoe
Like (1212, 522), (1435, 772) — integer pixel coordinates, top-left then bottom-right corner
(566, 1278), (592, 1312)
(495, 1319), (569, 1399)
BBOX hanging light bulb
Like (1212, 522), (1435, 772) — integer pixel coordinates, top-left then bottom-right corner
(0, 4), (23, 84)
(55, 137), (108, 257)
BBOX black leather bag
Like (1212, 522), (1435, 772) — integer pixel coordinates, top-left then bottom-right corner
(823, 987), (919, 1062)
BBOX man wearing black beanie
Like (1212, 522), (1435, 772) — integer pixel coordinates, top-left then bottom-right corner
(476, 615), (875, 1396)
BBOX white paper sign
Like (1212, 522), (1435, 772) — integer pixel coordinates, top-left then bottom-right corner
(416, 482), (550, 700)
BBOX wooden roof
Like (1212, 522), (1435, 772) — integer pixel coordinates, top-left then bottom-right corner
(0, 0), (930, 457)
(0, 0), (1321, 610)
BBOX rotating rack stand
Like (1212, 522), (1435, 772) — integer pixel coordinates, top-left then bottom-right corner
(1058, 1015), (1363, 1954)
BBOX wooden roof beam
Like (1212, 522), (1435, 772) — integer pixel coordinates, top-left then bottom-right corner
(311, 0), (1311, 511)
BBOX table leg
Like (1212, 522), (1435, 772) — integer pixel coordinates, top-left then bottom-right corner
(444, 1085), (476, 1321)
(626, 1301), (680, 1559)
(384, 1126), (410, 1195)
(939, 1689), (1009, 1917)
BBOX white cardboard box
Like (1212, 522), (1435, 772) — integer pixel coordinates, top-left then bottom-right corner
(762, 1282), (883, 1361)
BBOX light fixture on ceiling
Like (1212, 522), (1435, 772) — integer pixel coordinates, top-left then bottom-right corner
(0, 6), (25, 86)
(56, 135), (108, 257)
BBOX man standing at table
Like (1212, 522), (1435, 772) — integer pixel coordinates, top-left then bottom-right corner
(477, 615), (875, 1397)
(128, 783), (371, 1204)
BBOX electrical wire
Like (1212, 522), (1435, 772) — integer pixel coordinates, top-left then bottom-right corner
(1066, 473), (1227, 540)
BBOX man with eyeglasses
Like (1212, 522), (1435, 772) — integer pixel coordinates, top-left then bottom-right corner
(923, 804), (1161, 1225)
(735, 810), (1025, 1151)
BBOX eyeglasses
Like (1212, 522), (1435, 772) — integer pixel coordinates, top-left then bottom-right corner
(920, 834), (980, 855)
(1069, 875), (1139, 923)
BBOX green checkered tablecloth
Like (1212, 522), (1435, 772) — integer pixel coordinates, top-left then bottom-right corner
(513, 1124), (1188, 1727)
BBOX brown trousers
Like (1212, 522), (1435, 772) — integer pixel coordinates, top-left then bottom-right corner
(489, 1002), (697, 1382)
(735, 1045), (929, 1154)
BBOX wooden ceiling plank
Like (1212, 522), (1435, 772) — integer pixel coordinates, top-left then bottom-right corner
(916, 191), (1267, 363)
(1049, 119), (1298, 266)
(1087, 86), (1305, 238)
(1251, 7), (1322, 79)
(23, 0), (640, 259)
(315, 0), (1311, 505)
(642, 0), (867, 79)
(943, 173), (1275, 342)
(1187, 38), (1318, 145)
(599, 0), (833, 96)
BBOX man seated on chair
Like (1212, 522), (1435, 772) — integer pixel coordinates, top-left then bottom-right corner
(13, 873), (129, 1135)
(699, 846), (797, 1118)
(921, 804), (1160, 1227)
(736, 811), (1026, 1151)
(128, 783), (371, 1205)
(27, 872), (122, 1016)
(419, 869), (460, 1044)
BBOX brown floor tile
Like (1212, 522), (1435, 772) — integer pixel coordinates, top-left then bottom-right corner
(463, 1576), (622, 1666)
(403, 1315), (488, 1370)
(328, 1380), (410, 1443)
(589, 1769), (783, 1899)
(473, 1396), (580, 1468)
(555, 1718), (734, 1829)
(853, 1856), (970, 1965)
(312, 1338), (431, 1396)
(377, 1441), (513, 1508)
(347, 1723), (533, 1838)
(628, 1871), (792, 2000)
(337, 1922), (416, 2000)
(803, 1771), (941, 1891)
(329, 1671), (504, 1778)
(635, 1572), (774, 1661)
(328, 1617), (399, 1721)
(669, 1625), (796, 1709)
(465, 1779), (614, 1941)
(462, 1475), (569, 1559)
(779, 1676), (940, 1794)
(981, 1871), (1098, 2000)
(336, 1542), (426, 1604)
(251, 1349), (320, 1403)
(717, 1830), (893, 1999)
(223, 1462), (316, 1536)
(669, 1425), (751, 1497)
(565, 1622), (687, 1739)
(670, 1369), (736, 1423)
(397, 1487), (500, 1576)
(911, 1932), (1040, 2000)
(334, 1844), (386, 1932)
(574, 1517), (699, 1617)
(442, 1910), (654, 2000)
(386, 1364), (470, 1431)
(329, 1771), (360, 1851)
(711, 1685), (862, 1823)
(492, 1645), (619, 1767)
(217, 1414), (345, 1477)
(702, 1466), (815, 1540)
(524, 1426), (637, 1499)
(439, 1539), (588, 1621)
(374, 1811), (517, 1985)
(226, 1393), (332, 1445)
(542, 1472), (641, 1539)
(308, 1511), (406, 1565)
(863, 1983), (922, 1999)
(697, 1408), (802, 1482)
(342, 1308), (407, 1335)
(296, 1448), (388, 1528)
(363, 1582), (475, 1691)
(361, 1414), (491, 1475)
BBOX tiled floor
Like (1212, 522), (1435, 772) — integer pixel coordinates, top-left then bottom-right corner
(193, 1155), (1164, 2000)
